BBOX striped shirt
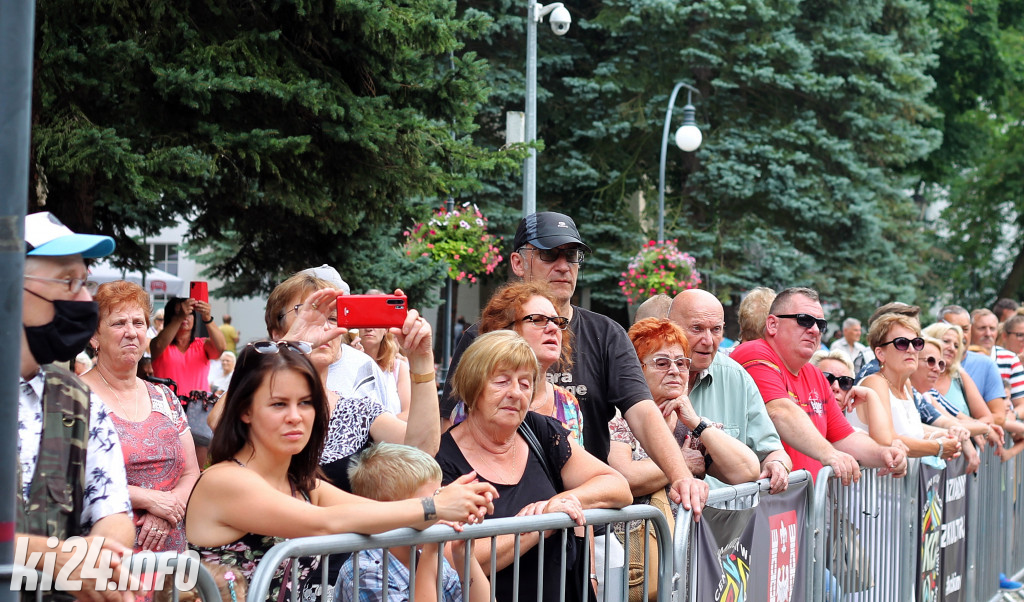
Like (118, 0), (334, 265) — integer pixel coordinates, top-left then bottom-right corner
(989, 346), (1024, 400)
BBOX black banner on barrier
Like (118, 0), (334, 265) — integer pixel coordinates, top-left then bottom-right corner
(918, 460), (945, 601)
(941, 455), (968, 602)
(695, 479), (809, 602)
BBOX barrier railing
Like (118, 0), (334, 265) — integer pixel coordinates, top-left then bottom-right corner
(672, 470), (813, 601)
(1, 551), (219, 601)
(247, 505), (673, 602)
(809, 462), (921, 601)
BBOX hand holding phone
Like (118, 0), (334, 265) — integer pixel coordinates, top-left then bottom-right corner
(189, 281), (209, 304)
(336, 295), (408, 329)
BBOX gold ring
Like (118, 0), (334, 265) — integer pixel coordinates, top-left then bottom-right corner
(311, 303), (318, 310)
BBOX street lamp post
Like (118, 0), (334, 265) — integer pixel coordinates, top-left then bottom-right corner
(657, 82), (703, 242)
(522, 1), (571, 217)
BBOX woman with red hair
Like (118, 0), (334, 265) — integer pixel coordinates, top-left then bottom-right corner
(609, 318), (759, 495)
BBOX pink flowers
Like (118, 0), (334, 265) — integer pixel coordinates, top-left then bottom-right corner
(619, 239), (702, 305)
(403, 203), (504, 283)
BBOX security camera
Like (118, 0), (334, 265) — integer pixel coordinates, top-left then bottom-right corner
(549, 5), (571, 35)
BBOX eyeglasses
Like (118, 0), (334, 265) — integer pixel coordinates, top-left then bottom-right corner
(878, 336), (925, 351)
(509, 314), (570, 330)
(24, 274), (98, 295)
(822, 372), (855, 391)
(774, 313), (828, 332)
(645, 355), (692, 372)
(518, 246), (586, 264)
(278, 303), (337, 325)
(919, 355), (947, 371)
(1006, 332), (1024, 340)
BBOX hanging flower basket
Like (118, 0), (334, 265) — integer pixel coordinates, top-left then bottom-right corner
(403, 203), (503, 284)
(619, 239), (702, 305)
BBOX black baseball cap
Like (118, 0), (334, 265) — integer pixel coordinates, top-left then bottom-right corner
(513, 212), (592, 253)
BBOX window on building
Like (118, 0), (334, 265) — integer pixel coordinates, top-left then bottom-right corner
(152, 243), (179, 276)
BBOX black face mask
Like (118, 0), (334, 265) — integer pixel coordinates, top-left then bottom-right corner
(23, 288), (99, 365)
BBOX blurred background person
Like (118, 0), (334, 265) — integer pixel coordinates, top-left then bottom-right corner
(219, 314), (240, 354)
(74, 351), (93, 376)
(210, 351), (236, 399)
(151, 295), (226, 466)
(82, 281), (200, 569)
(831, 317), (874, 374)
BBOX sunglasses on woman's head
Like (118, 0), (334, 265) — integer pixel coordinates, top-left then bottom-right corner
(823, 372), (855, 391)
(919, 355), (947, 371)
(509, 314), (570, 330)
(774, 313), (828, 332)
(878, 336), (925, 351)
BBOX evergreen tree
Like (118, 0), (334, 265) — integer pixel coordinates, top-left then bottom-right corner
(463, 0), (942, 322)
(31, 0), (524, 299)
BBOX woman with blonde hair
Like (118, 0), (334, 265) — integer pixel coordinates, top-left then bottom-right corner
(360, 289), (412, 419)
(860, 315), (962, 462)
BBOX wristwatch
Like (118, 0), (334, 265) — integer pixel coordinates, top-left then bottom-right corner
(692, 418), (711, 439)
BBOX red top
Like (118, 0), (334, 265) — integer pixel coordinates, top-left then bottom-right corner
(731, 338), (854, 479)
(152, 337), (216, 394)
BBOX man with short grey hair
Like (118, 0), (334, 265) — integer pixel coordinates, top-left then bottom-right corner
(633, 293), (672, 323)
(831, 317), (874, 373)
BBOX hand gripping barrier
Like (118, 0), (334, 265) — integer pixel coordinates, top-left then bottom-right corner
(1, 551), (219, 602)
(672, 470), (812, 601)
(247, 505), (674, 602)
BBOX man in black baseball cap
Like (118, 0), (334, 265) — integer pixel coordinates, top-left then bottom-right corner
(442, 211), (709, 518)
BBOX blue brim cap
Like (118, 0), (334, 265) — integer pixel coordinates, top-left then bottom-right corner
(25, 212), (115, 259)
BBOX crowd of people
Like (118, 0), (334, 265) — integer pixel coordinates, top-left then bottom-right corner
(16, 210), (1024, 601)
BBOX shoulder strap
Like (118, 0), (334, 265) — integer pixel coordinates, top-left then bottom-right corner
(517, 418), (562, 490)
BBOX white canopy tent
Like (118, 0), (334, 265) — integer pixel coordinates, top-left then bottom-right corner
(89, 260), (186, 297)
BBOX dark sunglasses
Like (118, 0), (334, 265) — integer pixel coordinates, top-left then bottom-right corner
(519, 246), (586, 264)
(879, 336), (925, 352)
(823, 372), (855, 391)
(509, 313), (570, 330)
(774, 313), (828, 332)
(920, 355), (947, 371)
(241, 340), (313, 367)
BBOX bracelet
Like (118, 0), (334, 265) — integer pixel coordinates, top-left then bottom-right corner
(411, 371), (436, 384)
(937, 440), (944, 457)
(589, 574), (598, 581)
(766, 459), (791, 474)
(202, 317), (214, 324)
(421, 496), (437, 521)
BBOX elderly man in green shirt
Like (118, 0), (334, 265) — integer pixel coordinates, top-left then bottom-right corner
(670, 289), (793, 493)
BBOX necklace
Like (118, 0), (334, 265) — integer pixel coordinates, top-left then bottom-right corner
(880, 370), (908, 399)
(98, 370), (140, 421)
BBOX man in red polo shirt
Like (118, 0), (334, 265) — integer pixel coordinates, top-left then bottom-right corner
(731, 287), (907, 483)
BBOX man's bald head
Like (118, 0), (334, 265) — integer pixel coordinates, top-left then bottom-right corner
(633, 294), (673, 324)
(670, 289), (725, 374)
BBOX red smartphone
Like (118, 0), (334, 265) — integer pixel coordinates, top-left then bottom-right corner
(336, 295), (408, 329)
(189, 281), (209, 304)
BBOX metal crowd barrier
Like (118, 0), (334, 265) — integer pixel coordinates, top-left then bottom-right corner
(247, 505), (673, 602)
(969, 442), (1024, 601)
(1, 551), (219, 602)
(809, 462), (921, 601)
(671, 470), (812, 601)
